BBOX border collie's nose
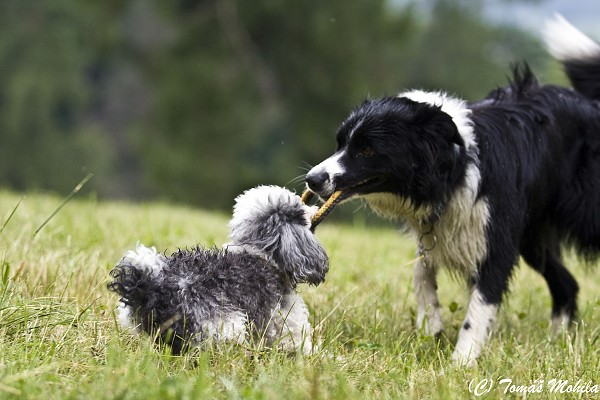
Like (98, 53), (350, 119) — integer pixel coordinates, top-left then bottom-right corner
(306, 170), (329, 193)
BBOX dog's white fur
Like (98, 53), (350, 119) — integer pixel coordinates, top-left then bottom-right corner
(544, 14), (600, 61)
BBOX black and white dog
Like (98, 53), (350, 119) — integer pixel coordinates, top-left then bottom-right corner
(306, 15), (600, 365)
(108, 186), (328, 354)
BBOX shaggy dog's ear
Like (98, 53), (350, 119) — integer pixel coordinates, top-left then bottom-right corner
(268, 223), (329, 286)
(229, 185), (329, 285)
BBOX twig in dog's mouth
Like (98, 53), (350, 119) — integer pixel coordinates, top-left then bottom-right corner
(301, 189), (315, 204)
(309, 191), (348, 230)
(302, 190), (354, 231)
(302, 178), (380, 230)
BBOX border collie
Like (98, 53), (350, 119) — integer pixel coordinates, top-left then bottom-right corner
(305, 15), (600, 365)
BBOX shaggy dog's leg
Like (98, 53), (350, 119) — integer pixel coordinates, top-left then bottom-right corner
(115, 302), (138, 332)
(413, 258), (444, 336)
(270, 293), (314, 354)
(201, 310), (249, 345)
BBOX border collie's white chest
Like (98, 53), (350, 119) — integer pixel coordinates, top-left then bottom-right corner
(364, 186), (490, 278)
(416, 197), (490, 277)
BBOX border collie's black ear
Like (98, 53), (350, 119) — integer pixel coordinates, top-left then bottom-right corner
(408, 102), (465, 148)
(432, 106), (465, 148)
(449, 123), (465, 147)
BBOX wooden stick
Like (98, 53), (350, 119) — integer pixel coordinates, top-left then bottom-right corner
(300, 189), (314, 204)
(310, 190), (347, 230)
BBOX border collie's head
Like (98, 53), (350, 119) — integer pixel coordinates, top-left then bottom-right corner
(306, 93), (474, 219)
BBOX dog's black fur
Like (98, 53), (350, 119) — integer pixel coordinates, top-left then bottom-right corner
(306, 17), (600, 364)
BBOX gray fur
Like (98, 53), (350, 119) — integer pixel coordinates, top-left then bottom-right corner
(108, 185), (329, 354)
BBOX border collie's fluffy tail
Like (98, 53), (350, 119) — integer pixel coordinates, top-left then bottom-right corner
(544, 14), (600, 100)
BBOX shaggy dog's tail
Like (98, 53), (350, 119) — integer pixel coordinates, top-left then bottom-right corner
(544, 14), (600, 101)
(108, 246), (191, 354)
(108, 245), (168, 316)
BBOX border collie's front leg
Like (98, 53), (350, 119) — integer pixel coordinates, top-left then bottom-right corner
(452, 224), (517, 366)
(452, 288), (499, 366)
(414, 258), (444, 336)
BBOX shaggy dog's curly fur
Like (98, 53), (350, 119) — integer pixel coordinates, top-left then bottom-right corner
(108, 186), (328, 354)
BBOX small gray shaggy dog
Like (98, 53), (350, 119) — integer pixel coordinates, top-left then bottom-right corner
(108, 185), (329, 354)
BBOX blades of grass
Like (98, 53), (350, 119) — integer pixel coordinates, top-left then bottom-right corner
(34, 173), (93, 237)
(0, 260), (11, 305)
(314, 287), (356, 332)
(0, 196), (24, 234)
(1, 260), (9, 287)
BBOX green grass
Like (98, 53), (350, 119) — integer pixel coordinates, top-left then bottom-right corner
(1, 189), (599, 399)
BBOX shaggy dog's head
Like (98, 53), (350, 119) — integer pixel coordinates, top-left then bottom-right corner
(229, 185), (329, 286)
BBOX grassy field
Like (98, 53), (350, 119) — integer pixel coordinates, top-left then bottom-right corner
(1, 189), (599, 399)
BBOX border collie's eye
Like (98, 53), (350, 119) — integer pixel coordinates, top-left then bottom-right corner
(358, 147), (375, 157)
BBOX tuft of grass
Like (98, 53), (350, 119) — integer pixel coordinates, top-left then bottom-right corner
(0, 196), (23, 235)
(33, 173), (93, 237)
(0, 189), (599, 399)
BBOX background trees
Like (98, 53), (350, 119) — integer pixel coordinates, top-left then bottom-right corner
(0, 0), (549, 209)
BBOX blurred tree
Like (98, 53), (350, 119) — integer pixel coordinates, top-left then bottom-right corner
(0, 0), (150, 198)
(0, 0), (550, 210)
(0, 1), (103, 193)
(404, 0), (546, 99)
(134, 0), (419, 208)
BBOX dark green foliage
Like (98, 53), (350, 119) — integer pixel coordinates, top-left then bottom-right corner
(0, 0), (547, 209)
